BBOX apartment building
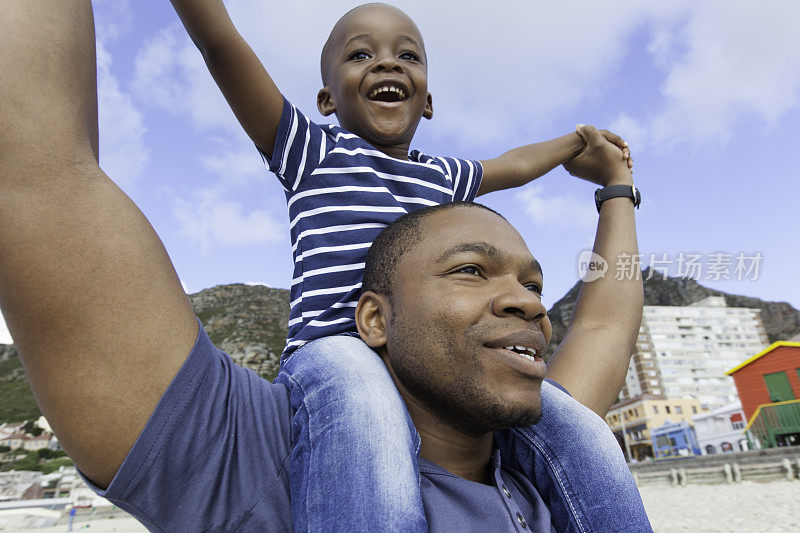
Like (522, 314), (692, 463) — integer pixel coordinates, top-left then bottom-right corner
(619, 296), (769, 410)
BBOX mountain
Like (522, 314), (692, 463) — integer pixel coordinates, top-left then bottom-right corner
(545, 268), (800, 358)
(0, 284), (291, 423)
(189, 283), (290, 379)
(1, 275), (798, 422)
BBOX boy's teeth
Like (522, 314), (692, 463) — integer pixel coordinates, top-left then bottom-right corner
(368, 85), (406, 99)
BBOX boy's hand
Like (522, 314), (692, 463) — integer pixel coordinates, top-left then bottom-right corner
(563, 124), (633, 186)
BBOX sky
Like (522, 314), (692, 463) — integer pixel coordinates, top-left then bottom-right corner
(2, 0), (800, 344)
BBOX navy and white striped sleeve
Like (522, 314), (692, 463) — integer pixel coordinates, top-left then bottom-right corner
(259, 98), (329, 192)
(439, 157), (484, 202)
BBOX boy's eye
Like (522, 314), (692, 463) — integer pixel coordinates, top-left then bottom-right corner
(400, 51), (420, 61)
(348, 49), (370, 61)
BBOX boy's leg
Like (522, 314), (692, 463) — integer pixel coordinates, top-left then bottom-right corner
(275, 335), (427, 532)
(495, 381), (652, 532)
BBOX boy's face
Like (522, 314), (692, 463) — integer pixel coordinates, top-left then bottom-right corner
(318, 4), (433, 152)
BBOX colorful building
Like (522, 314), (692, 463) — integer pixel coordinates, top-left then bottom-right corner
(650, 420), (701, 458)
(726, 341), (800, 448)
(605, 396), (706, 461)
(691, 401), (748, 454)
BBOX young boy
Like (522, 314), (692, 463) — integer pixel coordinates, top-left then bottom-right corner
(170, 2), (634, 530)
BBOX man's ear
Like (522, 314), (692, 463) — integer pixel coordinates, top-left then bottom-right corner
(423, 92), (433, 120)
(355, 291), (389, 349)
(317, 87), (336, 116)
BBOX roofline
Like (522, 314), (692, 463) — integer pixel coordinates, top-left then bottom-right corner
(725, 341), (800, 375)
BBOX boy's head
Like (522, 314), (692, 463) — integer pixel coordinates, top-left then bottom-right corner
(317, 3), (433, 151)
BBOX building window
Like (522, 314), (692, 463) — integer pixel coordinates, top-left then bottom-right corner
(692, 406), (697, 414)
(652, 405), (659, 414)
(675, 406), (683, 414)
(665, 406), (671, 414)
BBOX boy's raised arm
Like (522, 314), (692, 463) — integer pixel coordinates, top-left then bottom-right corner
(477, 129), (631, 196)
(544, 126), (643, 417)
(170, 0), (284, 157)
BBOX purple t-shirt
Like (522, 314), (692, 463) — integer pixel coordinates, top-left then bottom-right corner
(84, 324), (553, 532)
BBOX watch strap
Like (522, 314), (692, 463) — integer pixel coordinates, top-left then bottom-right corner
(595, 184), (640, 213)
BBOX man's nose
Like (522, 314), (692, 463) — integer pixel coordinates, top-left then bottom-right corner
(491, 279), (547, 323)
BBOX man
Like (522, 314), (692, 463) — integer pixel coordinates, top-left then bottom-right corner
(0, 1), (650, 531)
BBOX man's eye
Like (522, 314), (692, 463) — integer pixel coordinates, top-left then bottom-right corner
(400, 51), (420, 61)
(348, 50), (370, 60)
(456, 266), (480, 276)
(525, 284), (543, 296)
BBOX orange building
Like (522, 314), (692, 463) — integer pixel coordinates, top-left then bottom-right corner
(726, 341), (800, 448)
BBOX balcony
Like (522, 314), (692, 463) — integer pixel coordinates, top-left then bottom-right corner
(746, 399), (800, 448)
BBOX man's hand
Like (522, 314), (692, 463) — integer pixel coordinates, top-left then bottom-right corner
(563, 125), (633, 186)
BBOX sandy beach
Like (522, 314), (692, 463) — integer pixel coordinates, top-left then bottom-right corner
(11, 479), (799, 531)
(639, 480), (800, 532)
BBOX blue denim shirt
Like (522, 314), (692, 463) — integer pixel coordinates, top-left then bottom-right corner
(83, 324), (651, 532)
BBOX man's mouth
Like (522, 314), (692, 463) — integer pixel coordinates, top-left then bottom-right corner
(499, 345), (539, 363)
(367, 82), (408, 103)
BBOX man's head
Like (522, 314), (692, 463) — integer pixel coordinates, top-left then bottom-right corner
(356, 203), (553, 437)
(317, 3), (433, 148)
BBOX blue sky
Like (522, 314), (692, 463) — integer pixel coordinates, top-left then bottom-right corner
(1, 0), (799, 344)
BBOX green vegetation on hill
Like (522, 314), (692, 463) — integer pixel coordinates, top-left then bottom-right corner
(0, 448), (72, 473)
(0, 351), (41, 422)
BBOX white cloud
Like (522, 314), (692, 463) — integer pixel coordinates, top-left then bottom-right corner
(201, 142), (269, 187)
(516, 185), (597, 232)
(132, 1), (659, 152)
(175, 189), (285, 250)
(92, 2), (148, 191)
(0, 310), (12, 345)
(609, 112), (649, 152)
(96, 40), (149, 190)
(133, 26), (239, 133)
(132, 0), (800, 157)
(643, 0), (800, 149)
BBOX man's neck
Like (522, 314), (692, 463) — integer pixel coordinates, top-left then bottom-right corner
(407, 398), (495, 485)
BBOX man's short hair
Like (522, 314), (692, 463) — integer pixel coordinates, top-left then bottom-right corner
(361, 202), (505, 297)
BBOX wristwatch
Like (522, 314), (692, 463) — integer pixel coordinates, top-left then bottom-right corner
(595, 184), (641, 213)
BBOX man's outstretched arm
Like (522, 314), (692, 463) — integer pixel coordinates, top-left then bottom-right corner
(544, 126), (643, 417)
(0, 0), (198, 488)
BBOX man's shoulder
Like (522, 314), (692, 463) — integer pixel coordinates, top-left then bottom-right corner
(88, 322), (293, 531)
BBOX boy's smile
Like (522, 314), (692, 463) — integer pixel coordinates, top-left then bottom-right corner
(317, 4), (433, 159)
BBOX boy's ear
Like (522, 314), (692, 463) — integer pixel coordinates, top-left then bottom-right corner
(355, 291), (389, 349)
(423, 92), (433, 120)
(317, 87), (336, 116)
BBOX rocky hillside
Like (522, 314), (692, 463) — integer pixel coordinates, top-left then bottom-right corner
(189, 283), (289, 380)
(545, 268), (800, 358)
(2, 275), (798, 422)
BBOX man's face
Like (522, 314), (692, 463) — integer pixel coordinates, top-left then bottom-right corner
(378, 208), (553, 436)
(318, 4), (433, 147)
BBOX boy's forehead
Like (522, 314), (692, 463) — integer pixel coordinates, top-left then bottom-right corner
(328, 4), (425, 51)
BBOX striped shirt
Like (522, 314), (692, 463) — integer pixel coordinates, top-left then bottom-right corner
(261, 99), (483, 356)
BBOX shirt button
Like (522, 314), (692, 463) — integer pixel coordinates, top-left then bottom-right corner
(502, 485), (512, 498)
(517, 513), (527, 529)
